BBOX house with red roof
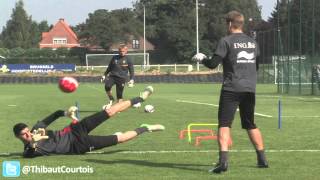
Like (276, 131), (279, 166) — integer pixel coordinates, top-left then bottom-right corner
(109, 35), (154, 52)
(39, 18), (80, 49)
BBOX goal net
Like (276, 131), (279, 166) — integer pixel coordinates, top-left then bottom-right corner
(273, 55), (311, 85)
(85, 53), (149, 70)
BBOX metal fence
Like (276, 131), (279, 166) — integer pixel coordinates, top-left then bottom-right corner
(256, 0), (320, 95)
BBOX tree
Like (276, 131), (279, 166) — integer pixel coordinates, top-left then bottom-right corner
(134, 0), (261, 63)
(56, 47), (69, 57)
(0, 48), (10, 57)
(32, 20), (50, 47)
(9, 47), (25, 57)
(134, 0), (197, 63)
(268, 0), (289, 27)
(38, 20), (50, 33)
(0, 0), (33, 48)
(268, 0), (320, 55)
(0, 1), (48, 49)
(77, 8), (143, 50)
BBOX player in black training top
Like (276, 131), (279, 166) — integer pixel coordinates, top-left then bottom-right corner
(102, 45), (134, 109)
(13, 86), (164, 158)
(193, 11), (268, 173)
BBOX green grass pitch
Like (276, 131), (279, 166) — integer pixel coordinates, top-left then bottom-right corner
(1, 83), (320, 179)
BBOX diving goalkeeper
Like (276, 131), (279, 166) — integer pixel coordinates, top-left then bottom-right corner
(13, 86), (164, 158)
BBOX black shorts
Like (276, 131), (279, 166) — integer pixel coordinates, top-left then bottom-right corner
(69, 111), (118, 154)
(70, 125), (118, 154)
(218, 90), (257, 129)
(104, 76), (126, 99)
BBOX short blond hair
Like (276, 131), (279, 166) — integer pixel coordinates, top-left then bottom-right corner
(226, 11), (244, 30)
(118, 44), (128, 50)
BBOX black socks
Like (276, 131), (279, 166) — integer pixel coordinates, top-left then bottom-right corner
(134, 127), (148, 135)
(219, 151), (229, 164)
(130, 97), (144, 106)
(256, 150), (266, 162)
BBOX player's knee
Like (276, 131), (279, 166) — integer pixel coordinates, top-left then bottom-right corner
(218, 121), (232, 128)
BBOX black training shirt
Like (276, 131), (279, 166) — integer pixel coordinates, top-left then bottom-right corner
(104, 55), (134, 80)
(23, 117), (74, 158)
(214, 33), (259, 93)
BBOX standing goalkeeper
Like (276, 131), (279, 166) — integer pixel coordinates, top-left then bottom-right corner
(193, 11), (268, 173)
(102, 45), (134, 109)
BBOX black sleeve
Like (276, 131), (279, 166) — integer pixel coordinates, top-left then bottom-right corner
(23, 145), (42, 158)
(202, 55), (223, 69)
(128, 58), (134, 80)
(104, 57), (114, 76)
(256, 56), (260, 71)
(32, 110), (64, 130)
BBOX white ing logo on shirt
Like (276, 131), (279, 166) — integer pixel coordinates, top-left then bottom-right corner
(236, 51), (255, 63)
(234, 42), (256, 49)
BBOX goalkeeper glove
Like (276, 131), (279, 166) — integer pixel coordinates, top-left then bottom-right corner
(100, 75), (106, 83)
(192, 53), (207, 63)
(128, 79), (134, 88)
(31, 128), (49, 148)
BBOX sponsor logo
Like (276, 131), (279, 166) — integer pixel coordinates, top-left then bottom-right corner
(234, 42), (256, 49)
(237, 51), (255, 60)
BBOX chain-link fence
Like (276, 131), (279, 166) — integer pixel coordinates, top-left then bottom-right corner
(256, 0), (320, 95)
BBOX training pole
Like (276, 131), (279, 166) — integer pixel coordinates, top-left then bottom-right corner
(75, 101), (80, 119)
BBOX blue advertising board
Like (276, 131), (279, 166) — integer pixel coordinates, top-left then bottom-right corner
(0, 64), (75, 73)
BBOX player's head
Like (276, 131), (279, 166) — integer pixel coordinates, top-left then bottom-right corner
(118, 44), (128, 57)
(226, 11), (244, 33)
(13, 123), (32, 143)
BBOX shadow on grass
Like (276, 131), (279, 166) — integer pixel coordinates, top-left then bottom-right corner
(85, 159), (211, 172)
(0, 150), (124, 159)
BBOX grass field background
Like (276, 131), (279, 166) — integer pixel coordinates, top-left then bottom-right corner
(1, 83), (320, 179)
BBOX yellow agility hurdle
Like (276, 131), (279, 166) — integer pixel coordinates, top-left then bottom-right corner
(187, 123), (218, 143)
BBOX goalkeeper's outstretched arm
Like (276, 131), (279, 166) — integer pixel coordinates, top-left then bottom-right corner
(32, 110), (65, 130)
(202, 54), (223, 69)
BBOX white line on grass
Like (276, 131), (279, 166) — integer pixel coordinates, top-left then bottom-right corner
(176, 100), (219, 107)
(257, 95), (320, 101)
(1, 149), (319, 156)
(7, 105), (17, 107)
(176, 100), (273, 118)
(282, 115), (320, 118)
(87, 149), (320, 154)
(254, 113), (273, 118)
